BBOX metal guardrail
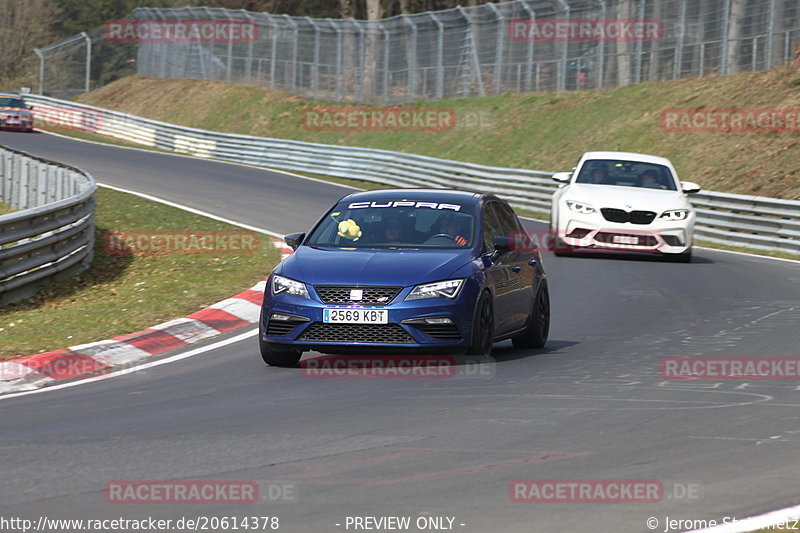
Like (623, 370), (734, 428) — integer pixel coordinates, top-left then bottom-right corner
(27, 94), (800, 255)
(0, 144), (97, 305)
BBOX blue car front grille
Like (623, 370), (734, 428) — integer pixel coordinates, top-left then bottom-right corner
(314, 285), (402, 305)
(299, 323), (414, 344)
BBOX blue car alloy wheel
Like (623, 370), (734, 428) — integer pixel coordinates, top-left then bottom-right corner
(259, 189), (549, 366)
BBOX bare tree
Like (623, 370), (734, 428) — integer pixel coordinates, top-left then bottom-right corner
(0, 0), (62, 89)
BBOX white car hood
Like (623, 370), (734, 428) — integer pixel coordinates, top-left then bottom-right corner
(563, 184), (690, 211)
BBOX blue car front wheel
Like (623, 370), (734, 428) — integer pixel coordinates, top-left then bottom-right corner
(466, 291), (494, 356)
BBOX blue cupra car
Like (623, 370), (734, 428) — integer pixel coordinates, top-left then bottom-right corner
(259, 189), (549, 366)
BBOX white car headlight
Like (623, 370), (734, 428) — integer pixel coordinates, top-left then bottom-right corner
(405, 279), (465, 301)
(565, 200), (596, 215)
(271, 274), (310, 299)
(660, 209), (690, 221)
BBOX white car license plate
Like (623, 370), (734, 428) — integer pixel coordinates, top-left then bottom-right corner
(612, 235), (639, 245)
(323, 308), (388, 324)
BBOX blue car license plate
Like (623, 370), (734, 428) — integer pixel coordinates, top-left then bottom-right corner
(323, 308), (388, 324)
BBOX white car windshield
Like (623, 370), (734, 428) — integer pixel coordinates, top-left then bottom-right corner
(575, 159), (677, 191)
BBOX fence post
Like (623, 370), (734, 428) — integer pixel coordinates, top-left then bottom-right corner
(556, 0), (569, 91)
(381, 22), (390, 104)
(306, 17), (321, 100)
(596, 0), (606, 89)
(283, 15), (299, 91)
(456, 6), (485, 97)
(720, 0), (731, 76)
(634, 0), (645, 84)
(33, 48), (45, 95)
(402, 15), (418, 103)
(270, 16), (279, 89)
(350, 19), (366, 102)
(225, 11), (234, 82)
(430, 13), (445, 100)
(333, 21), (343, 102)
(765, 0), (776, 68)
(487, 3), (505, 95)
(82, 32), (92, 93)
(673, 0), (687, 79)
(244, 12), (255, 82)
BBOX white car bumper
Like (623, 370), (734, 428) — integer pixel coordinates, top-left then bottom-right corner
(558, 213), (694, 254)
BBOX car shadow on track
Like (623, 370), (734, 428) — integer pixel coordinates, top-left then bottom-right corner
(487, 340), (580, 363)
(549, 251), (714, 264)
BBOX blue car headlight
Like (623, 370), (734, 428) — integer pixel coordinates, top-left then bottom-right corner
(271, 274), (310, 299)
(405, 279), (465, 301)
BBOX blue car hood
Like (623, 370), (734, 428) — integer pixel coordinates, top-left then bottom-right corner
(279, 246), (475, 286)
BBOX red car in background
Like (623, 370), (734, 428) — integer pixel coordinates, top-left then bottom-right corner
(0, 93), (34, 132)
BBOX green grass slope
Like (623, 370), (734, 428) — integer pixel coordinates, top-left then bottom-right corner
(76, 66), (800, 200)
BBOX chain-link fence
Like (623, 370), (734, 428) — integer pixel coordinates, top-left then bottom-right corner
(34, 0), (800, 103)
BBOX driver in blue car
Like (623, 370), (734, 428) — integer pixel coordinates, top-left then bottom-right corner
(432, 213), (468, 246)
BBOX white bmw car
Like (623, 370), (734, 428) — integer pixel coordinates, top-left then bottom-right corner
(549, 151), (700, 262)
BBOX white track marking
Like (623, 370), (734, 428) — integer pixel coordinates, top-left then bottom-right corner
(0, 329), (257, 402)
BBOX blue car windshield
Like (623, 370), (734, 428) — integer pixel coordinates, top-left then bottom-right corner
(306, 201), (476, 249)
(576, 159), (677, 191)
(0, 97), (26, 109)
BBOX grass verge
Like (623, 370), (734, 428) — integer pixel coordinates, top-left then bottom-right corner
(0, 186), (280, 361)
(0, 201), (14, 215)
